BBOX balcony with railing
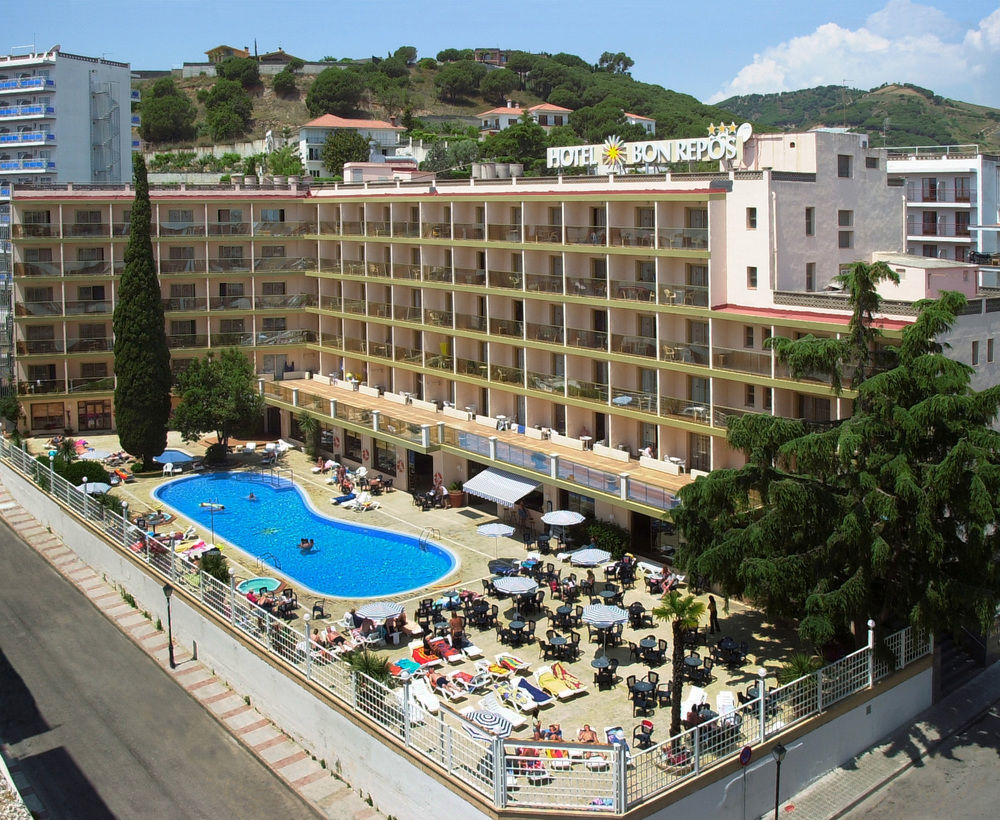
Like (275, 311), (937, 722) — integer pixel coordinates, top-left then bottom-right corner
(612, 333), (657, 358)
(252, 256), (317, 273)
(64, 260), (112, 277)
(11, 223), (55, 238)
(162, 296), (209, 312)
(490, 363), (524, 386)
(489, 269), (523, 289)
(253, 220), (316, 237)
(64, 300), (112, 316)
(524, 223), (561, 243)
(0, 158), (55, 172)
(904, 183), (976, 204)
(209, 296), (253, 311)
(364, 220), (391, 236)
(66, 336), (113, 353)
(0, 131), (55, 145)
(454, 312), (487, 333)
(207, 221), (250, 236)
(422, 222), (451, 239)
(69, 376), (114, 392)
(391, 220), (420, 237)
(0, 104), (55, 119)
(256, 293), (316, 309)
(424, 308), (454, 329)
(486, 222), (521, 242)
(15, 300), (61, 316)
(524, 272), (562, 293)
(166, 333), (209, 349)
(13, 261), (59, 277)
(526, 321), (564, 344)
(662, 282), (709, 307)
(392, 305), (422, 324)
(566, 327), (608, 351)
(660, 340), (708, 365)
(157, 221), (204, 237)
(16, 338), (64, 355)
(566, 276), (608, 298)
(656, 227), (708, 249)
(452, 222), (485, 240)
(490, 317), (523, 338)
(160, 258), (207, 274)
(457, 356), (489, 378)
(17, 378), (65, 394)
(905, 220), (971, 238)
(608, 225), (656, 247)
(0, 77), (55, 93)
(712, 346), (772, 376)
(611, 280), (655, 303)
(207, 257), (252, 273)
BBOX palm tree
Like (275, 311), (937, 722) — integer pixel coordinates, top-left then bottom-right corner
(653, 591), (707, 736)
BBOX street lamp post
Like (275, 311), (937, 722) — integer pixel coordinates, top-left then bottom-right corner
(121, 500), (129, 551)
(162, 582), (176, 669)
(772, 742), (786, 820)
(48, 452), (54, 492)
(81, 476), (88, 518)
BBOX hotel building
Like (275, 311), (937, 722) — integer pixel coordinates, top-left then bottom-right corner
(9, 127), (997, 552)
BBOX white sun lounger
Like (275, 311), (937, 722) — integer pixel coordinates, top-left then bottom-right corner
(408, 676), (441, 714)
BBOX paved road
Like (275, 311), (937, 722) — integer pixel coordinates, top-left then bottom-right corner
(0, 522), (320, 819)
(844, 703), (1000, 819)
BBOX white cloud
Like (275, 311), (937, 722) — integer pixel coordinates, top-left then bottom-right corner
(708, 2), (1000, 105)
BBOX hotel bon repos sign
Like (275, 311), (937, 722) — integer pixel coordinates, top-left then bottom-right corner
(546, 122), (753, 171)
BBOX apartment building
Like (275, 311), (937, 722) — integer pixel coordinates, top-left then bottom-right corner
(10, 128), (995, 551)
(298, 115), (404, 178)
(886, 145), (1000, 264)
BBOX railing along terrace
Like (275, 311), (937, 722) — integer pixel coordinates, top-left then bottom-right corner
(0, 437), (934, 816)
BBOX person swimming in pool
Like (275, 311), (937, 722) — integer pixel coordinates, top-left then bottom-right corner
(247, 492), (256, 501)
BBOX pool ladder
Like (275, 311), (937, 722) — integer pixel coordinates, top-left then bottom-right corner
(418, 528), (440, 551)
(258, 552), (281, 571)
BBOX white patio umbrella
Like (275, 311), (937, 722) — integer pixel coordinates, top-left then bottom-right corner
(81, 449), (111, 461)
(355, 466), (368, 478)
(541, 510), (586, 527)
(477, 522), (515, 557)
(492, 576), (538, 596)
(571, 548), (612, 566)
(582, 604), (629, 656)
(76, 481), (112, 495)
(357, 601), (404, 622)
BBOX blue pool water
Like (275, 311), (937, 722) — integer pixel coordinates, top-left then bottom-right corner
(153, 472), (455, 598)
(154, 449), (198, 465)
(237, 577), (280, 595)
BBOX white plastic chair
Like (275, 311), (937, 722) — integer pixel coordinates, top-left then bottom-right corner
(161, 463), (174, 476)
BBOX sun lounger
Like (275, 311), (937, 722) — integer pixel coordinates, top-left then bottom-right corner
(681, 686), (708, 716)
(552, 662), (588, 694)
(428, 637), (464, 665)
(543, 748), (574, 770)
(427, 672), (468, 702)
(389, 657), (424, 677)
(479, 693), (529, 730)
(534, 665), (576, 700)
(495, 652), (530, 674)
(452, 670), (492, 695)
(475, 659), (512, 681)
(517, 677), (555, 708)
(458, 640), (484, 659)
(412, 647), (443, 668)
(331, 492), (356, 505)
(495, 679), (538, 714)
(409, 676), (441, 714)
(394, 688), (426, 724)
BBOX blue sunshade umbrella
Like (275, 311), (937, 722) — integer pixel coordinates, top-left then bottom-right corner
(357, 601), (404, 622)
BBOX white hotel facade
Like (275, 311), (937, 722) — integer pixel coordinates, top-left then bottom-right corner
(9, 127), (997, 552)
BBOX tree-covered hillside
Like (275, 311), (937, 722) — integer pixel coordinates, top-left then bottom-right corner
(719, 83), (1000, 151)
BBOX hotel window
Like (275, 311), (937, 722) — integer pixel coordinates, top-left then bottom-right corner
(956, 212), (970, 236)
(637, 260), (655, 283)
(805, 207), (815, 236)
(838, 211), (853, 248)
(262, 317), (286, 332)
(746, 207), (757, 229)
(344, 431), (362, 462)
(78, 247), (104, 262)
(686, 208), (708, 229)
(763, 387), (773, 411)
(955, 177), (971, 202)
(806, 262), (816, 291)
(220, 318), (244, 336)
(865, 156), (878, 169)
(81, 362), (108, 379)
(78, 285), (105, 302)
(988, 338), (995, 363)
(745, 385), (755, 406)
(837, 154), (852, 178)
(30, 402), (64, 430)
(25, 247), (53, 263)
(75, 209), (102, 225)
(563, 490), (595, 520)
(972, 340), (980, 366)
(25, 286), (53, 304)
(744, 326), (754, 348)
(261, 281), (285, 295)
(374, 440), (397, 476)
(746, 266), (757, 289)
(260, 208), (284, 223)
(955, 246), (969, 262)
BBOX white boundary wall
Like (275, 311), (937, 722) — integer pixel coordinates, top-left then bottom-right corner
(0, 462), (490, 820)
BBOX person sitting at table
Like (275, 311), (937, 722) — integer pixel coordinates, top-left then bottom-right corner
(663, 571), (680, 592)
(641, 444), (656, 459)
(258, 590), (276, 612)
(686, 706), (705, 727)
(360, 618), (378, 638)
(578, 724), (599, 744)
(245, 588), (259, 605)
(449, 613), (466, 647)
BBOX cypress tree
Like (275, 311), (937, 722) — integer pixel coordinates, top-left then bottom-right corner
(113, 154), (171, 467)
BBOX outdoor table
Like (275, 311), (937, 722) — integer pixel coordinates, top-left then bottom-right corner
(555, 605), (573, 626)
(747, 686), (762, 700)
(632, 680), (654, 695)
(599, 589), (618, 602)
(684, 656), (702, 669)
(718, 636), (737, 651)
(549, 634), (569, 659)
(639, 637), (657, 650)
(508, 620), (526, 646)
(434, 621), (449, 637)
(591, 656), (610, 669)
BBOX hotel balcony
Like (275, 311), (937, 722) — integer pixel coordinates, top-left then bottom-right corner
(905, 221), (971, 239)
(0, 77), (55, 93)
(17, 378), (66, 394)
(904, 183), (975, 204)
(0, 159), (55, 173)
(0, 104), (55, 120)
(0, 132), (55, 145)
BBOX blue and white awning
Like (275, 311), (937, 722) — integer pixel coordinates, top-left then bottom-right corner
(463, 468), (540, 508)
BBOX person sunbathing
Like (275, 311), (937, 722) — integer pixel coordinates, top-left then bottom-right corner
(547, 724), (563, 741)
(578, 724), (599, 744)
(429, 673), (463, 699)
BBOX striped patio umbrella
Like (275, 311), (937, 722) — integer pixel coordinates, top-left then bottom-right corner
(464, 710), (514, 738)
(582, 604), (629, 657)
(357, 601), (404, 622)
(492, 576), (538, 596)
(570, 548), (612, 566)
(541, 510), (585, 527)
(478, 522), (516, 557)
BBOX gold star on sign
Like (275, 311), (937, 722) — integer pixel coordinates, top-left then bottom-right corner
(728, 122), (737, 134)
(707, 123), (716, 136)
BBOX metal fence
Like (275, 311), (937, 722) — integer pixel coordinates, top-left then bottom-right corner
(0, 437), (933, 814)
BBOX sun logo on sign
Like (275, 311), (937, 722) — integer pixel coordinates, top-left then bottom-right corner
(602, 135), (626, 171)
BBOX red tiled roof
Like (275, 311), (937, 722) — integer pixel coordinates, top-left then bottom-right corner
(528, 103), (572, 113)
(624, 112), (654, 121)
(302, 114), (403, 130)
(477, 106), (524, 117)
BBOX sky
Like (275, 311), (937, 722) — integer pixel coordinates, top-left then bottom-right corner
(6, 0), (1000, 107)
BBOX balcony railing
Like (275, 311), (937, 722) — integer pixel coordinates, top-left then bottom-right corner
(391, 221), (420, 237)
(486, 223), (521, 241)
(490, 317), (523, 337)
(17, 379), (65, 394)
(663, 283), (709, 307)
(209, 296), (253, 311)
(0, 105), (55, 118)
(454, 313), (487, 333)
(256, 293), (316, 309)
(526, 322), (564, 344)
(905, 221), (971, 238)
(611, 281), (655, 302)
(565, 224), (608, 246)
(64, 300), (112, 316)
(489, 269), (522, 289)
(364, 221), (390, 236)
(566, 277), (607, 298)
(17, 339), (64, 355)
(252, 256), (318, 273)
(608, 226), (656, 247)
(207, 221), (250, 235)
(424, 309), (453, 328)
(160, 258), (206, 274)
(656, 227), (708, 249)
(612, 334), (656, 358)
(453, 267), (486, 286)
(567, 378), (609, 402)
(660, 340), (708, 365)
(162, 297), (209, 312)
(712, 346), (772, 376)
(524, 223), (561, 243)
(157, 221), (204, 237)
(13, 261), (60, 277)
(69, 376), (114, 392)
(64, 260), (112, 277)
(422, 222), (451, 239)
(166, 334), (208, 349)
(66, 337), (113, 353)
(566, 327), (608, 351)
(0, 131), (55, 145)
(15, 300), (61, 316)
(457, 357), (489, 378)
(0, 78), (55, 92)
(904, 184), (976, 204)
(11, 224), (55, 238)
(253, 220), (316, 237)
(524, 272), (562, 293)
(63, 223), (109, 238)
(0, 159), (55, 172)
(207, 257), (252, 273)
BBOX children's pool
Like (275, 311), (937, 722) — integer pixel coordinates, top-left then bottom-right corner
(153, 472), (455, 598)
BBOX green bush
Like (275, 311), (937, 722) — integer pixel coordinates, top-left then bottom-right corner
(585, 519), (631, 559)
(273, 69), (297, 97)
(35, 455), (110, 486)
(205, 442), (228, 463)
(200, 550), (230, 582)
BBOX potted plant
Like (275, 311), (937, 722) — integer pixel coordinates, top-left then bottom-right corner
(448, 480), (466, 508)
(776, 652), (822, 717)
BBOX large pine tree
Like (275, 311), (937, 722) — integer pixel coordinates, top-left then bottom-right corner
(113, 154), (171, 467)
(674, 263), (1000, 649)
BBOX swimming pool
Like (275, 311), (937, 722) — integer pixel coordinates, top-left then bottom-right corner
(154, 449), (198, 465)
(153, 472), (456, 598)
(237, 576), (281, 595)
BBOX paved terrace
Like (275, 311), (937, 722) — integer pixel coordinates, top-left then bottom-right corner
(266, 376), (695, 515)
(52, 431), (805, 753)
